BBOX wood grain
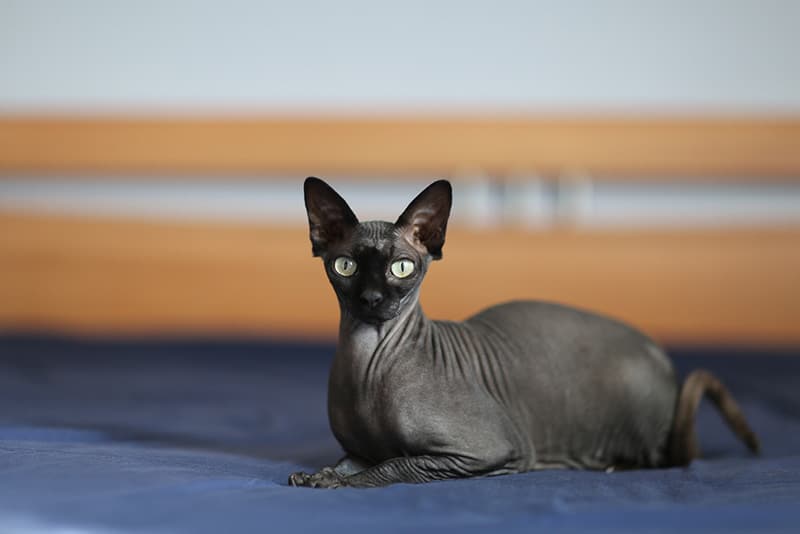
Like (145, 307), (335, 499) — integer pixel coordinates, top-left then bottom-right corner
(2, 116), (800, 178)
(1, 212), (798, 345)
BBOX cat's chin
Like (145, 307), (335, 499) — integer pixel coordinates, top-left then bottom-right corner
(351, 309), (400, 325)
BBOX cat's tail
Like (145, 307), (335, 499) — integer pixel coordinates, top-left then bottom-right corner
(668, 369), (760, 466)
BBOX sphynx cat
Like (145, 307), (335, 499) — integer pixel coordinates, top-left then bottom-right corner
(289, 178), (759, 488)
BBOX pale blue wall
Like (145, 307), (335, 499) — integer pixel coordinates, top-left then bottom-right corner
(1, 0), (799, 113)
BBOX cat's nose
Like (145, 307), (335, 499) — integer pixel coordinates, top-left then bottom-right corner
(359, 290), (384, 308)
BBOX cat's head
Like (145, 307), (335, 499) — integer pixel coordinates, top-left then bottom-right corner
(303, 177), (452, 325)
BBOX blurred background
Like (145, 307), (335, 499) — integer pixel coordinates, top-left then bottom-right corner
(1, 0), (799, 346)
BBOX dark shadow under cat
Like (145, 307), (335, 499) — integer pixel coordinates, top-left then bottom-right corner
(290, 177), (760, 489)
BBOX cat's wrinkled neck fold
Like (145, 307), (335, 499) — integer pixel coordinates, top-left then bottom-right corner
(336, 289), (431, 366)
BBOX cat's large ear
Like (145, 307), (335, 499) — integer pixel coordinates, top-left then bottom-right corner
(396, 180), (452, 260)
(304, 177), (359, 257)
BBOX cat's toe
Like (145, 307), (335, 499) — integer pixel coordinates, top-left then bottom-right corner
(309, 467), (345, 489)
(288, 471), (311, 487)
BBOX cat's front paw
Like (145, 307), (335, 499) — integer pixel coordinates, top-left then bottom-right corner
(288, 467), (345, 489)
(288, 471), (311, 487)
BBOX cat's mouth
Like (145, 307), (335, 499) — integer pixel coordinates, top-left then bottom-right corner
(353, 306), (400, 325)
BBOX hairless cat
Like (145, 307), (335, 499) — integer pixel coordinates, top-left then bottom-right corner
(289, 177), (760, 489)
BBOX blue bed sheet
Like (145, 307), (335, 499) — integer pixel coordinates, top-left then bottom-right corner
(1, 335), (798, 533)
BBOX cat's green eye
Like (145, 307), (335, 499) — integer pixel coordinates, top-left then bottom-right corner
(390, 259), (415, 279)
(333, 257), (357, 277)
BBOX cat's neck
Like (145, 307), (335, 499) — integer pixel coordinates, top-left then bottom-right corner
(336, 292), (430, 360)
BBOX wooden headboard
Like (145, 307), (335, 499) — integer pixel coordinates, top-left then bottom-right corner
(1, 116), (799, 345)
(2, 116), (799, 177)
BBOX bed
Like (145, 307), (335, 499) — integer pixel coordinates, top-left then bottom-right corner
(1, 334), (797, 533)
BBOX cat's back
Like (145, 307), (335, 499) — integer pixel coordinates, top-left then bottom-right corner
(464, 299), (674, 381)
(467, 300), (659, 355)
